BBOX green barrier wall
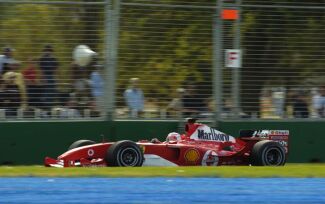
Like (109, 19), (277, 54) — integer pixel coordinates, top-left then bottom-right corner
(0, 120), (324, 165)
(0, 121), (178, 165)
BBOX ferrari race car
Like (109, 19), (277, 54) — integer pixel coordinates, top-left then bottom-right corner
(45, 119), (289, 167)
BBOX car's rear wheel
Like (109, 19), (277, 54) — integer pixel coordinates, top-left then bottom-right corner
(250, 140), (286, 166)
(105, 140), (144, 167)
(68, 140), (96, 150)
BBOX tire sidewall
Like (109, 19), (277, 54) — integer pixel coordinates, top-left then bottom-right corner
(106, 140), (144, 167)
(251, 140), (286, 166)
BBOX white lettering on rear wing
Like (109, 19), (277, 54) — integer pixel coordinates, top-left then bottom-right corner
(190, 125), (236, 143)
(253, 130), (289, 138)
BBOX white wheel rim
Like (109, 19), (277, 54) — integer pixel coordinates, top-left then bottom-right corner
(117, 147), (140, 166)
(262, 147), (284, 166)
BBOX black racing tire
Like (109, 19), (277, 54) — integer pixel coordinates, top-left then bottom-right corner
(68, 140), (96, 150)
(250, 140), (286, 166)
(105, 140), (144, 167)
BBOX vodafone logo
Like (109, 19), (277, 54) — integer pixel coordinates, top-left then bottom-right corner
(87, 149), (95, 157)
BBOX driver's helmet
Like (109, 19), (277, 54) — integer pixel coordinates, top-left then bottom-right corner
(166, 132), (181, 142)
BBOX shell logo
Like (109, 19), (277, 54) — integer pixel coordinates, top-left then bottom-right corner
(184, 149), (200, 164)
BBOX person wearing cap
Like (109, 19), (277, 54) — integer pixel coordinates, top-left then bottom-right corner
(39, 44), (59, 109)
(123, 77), (144, 118)
(0, 47), (15, 75)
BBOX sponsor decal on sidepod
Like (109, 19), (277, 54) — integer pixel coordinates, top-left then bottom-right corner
(87, 149), (94, 157)
(184, 149), (200, 164)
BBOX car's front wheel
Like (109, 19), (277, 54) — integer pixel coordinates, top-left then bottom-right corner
(250, 140), (286, 166)
(105, 140), (144, 167)
(68, 140), (96, 150)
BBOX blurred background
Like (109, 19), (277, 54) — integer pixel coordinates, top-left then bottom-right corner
(0, 0), (324, 121)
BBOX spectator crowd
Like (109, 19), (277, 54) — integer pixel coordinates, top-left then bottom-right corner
(259, 87), (325, 119)
(0, 45), (104, 119)
(0, 45), (324, 120)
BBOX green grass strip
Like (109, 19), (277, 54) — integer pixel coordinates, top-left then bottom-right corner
(0, 164), (324, 178)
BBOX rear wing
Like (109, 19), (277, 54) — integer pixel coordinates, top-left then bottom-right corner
(185, 118), (236, 143)
(240, 130), (289, 153)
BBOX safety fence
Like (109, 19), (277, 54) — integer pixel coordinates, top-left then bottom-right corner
(0, 0), (107, 120)
(116, 0), (216, 119)
(0, 0), (324, 121)
(229, 0), (325, 120)
(116, 0), (325, 120)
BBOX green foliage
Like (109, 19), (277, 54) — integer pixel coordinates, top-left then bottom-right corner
(0, 0), (324, 105)
(240, 5), (325, 113)
(0, 3), (101, 84)
(118, 4), (214, 103)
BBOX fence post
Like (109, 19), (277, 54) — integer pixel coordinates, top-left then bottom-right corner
(105, 0), (120, 121)
(213, 0), (224, 126)
(232, 0), (242, 119)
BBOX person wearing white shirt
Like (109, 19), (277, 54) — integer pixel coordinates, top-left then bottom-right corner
(123, 78), (144, 118)
(0, 47), (14, 75)
(311, 88), (322, 118)
(90, 65), (104, 112)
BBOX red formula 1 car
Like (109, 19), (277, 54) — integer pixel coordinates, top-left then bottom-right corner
(45, 119), (289, 167)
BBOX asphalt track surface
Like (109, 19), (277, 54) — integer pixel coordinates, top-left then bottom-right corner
(0, 178), (324, 204)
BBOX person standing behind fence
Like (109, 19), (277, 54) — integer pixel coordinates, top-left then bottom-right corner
(293, 90), (309, 118)
(182, 84), (203, 117)
(90, 64), (104, 113)
(315, 86), (325, 118)
(68, 62), (92, 117)
(166, 88), (185, 118)
(0, 47), (15, 76)
(39, 45), (58, 109)
(123, 77), (144, 118)
(1, 72), (22, 117)
(23, 57), (42, 108)
(2, 60), (28, 110)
